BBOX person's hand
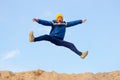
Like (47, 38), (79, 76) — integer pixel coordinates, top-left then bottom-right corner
(82, 19), (87, 23)
(33, 18), (39, 22)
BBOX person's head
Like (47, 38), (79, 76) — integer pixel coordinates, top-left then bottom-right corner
(56, 14), (63, 23)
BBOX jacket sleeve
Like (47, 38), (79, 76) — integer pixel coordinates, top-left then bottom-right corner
(37, 19), (53, 26)
(66, 20), (83, 27)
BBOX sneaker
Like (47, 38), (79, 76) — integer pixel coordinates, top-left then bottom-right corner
(80, 51), (88, 59)
(29, 31), (34, 42)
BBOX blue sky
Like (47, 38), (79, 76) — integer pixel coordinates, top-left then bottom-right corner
(0, 0), (120, 73)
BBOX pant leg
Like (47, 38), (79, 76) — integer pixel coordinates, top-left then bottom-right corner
(34, 35), (82, 56)
(62, 41), (82, 56)
(34, 34), (52, 42)
(34, 35), (62, 45)
(53, 39), (82, 56)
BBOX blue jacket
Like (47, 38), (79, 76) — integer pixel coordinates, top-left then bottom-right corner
(37, 19), (83, 39)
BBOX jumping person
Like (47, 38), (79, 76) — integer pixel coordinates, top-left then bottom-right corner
(29, 14), (88, 59)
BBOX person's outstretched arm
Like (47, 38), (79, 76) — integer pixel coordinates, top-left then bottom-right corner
(33, 18), (53, 26)
(66, 19), (87, 27)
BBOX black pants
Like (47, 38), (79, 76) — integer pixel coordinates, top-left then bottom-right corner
(34, 35), (82, 56)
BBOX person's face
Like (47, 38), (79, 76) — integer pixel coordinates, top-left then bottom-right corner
(57, 16), (63, 23)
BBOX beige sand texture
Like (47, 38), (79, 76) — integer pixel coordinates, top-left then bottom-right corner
(0, 69), (120, 80)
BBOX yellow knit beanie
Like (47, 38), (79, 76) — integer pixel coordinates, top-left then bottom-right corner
(56, 14), (63, 20)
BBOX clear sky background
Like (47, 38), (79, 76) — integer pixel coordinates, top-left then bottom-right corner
(0, 0), (120, 73)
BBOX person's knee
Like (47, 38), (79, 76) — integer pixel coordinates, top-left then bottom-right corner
(70, 43), (74, 46)
(66, 42), (74, 46)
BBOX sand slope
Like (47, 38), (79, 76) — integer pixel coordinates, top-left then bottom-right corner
(0, 69), (120, 80)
